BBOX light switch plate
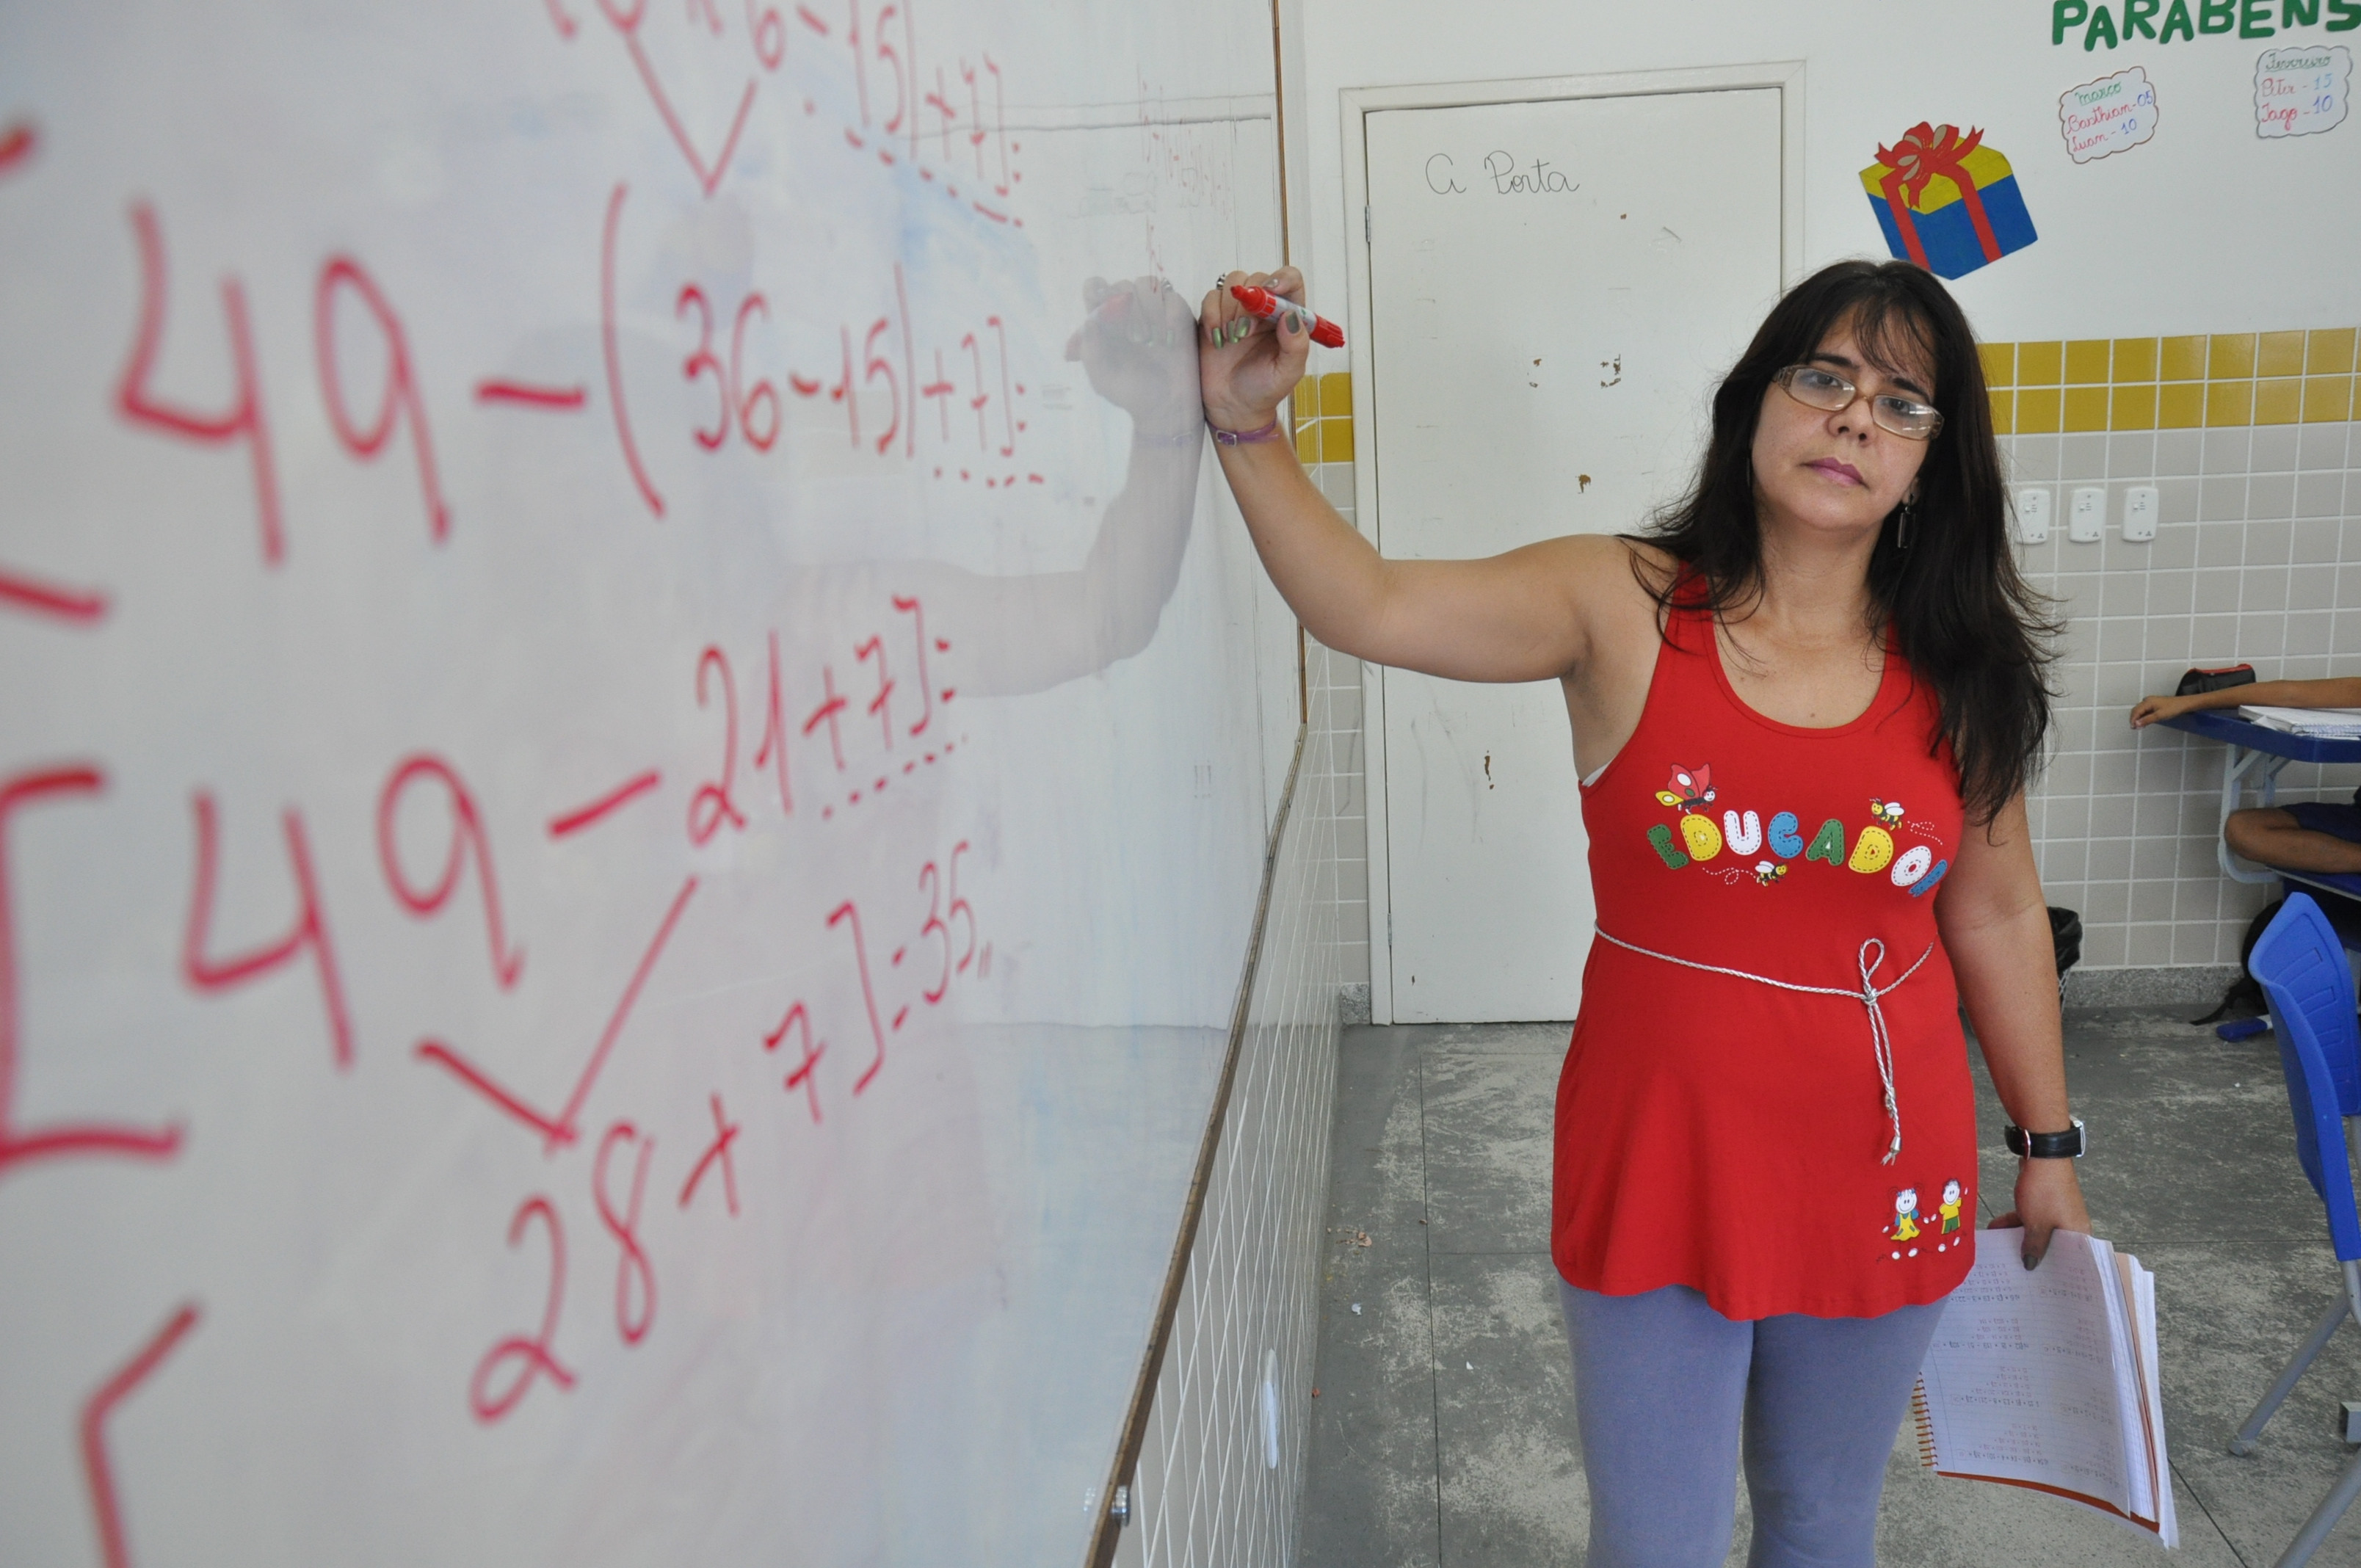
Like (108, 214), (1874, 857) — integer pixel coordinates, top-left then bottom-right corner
(2070, 487), (2106, 543)
(2122, 485), (2158, 542)
(2014, 488), (2051, 545)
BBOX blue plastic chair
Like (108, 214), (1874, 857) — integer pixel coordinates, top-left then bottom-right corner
(2238, 893), (2361, 1567)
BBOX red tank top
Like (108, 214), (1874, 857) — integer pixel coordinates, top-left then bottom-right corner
(1552, 595), (1976, 1319)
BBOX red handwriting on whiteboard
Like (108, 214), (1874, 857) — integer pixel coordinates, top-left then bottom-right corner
(416, 876), (698, 1152)
(669, 269), (1026, 473)
(377, 755), (525, 989)
(0, 769), (184, 1179)
(0, 120), (36, 178)
(826, 900), (888, 1094)
(676, 285), (728, 450)
(763, 1001), (825, 1122)
(593, 1121), (657, 1345)
(548, 769), (662, 840)
(469, 1197), (576, 1423)
(591, 0), (756, 197)
(79, 1301), (201, 1568)
(181, 791), (355, 1071)
(854, 636), (895, 748)
(113, 203), (284, 565)
(600, 183), (665, 519)
(804, 665), (849, 772)
(688, 646), (747, 845)
(0, 566), (109, 625)
(315, 256), (451, 544)
(474, 377), (587, 411)
(677, 1092), (741, 1215)
(751, 631), (794, 816)
(731, 294), (781, 451)
(892, 595), (938, 737)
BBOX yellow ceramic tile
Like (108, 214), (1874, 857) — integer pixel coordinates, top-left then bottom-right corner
(1987, 388), (2014, 434)
(2064, 385), (2111, 432)
(2257, 330), (2307, 379)
(2206, 380), (2254, 427)
(2065, 339), (2112, 384)
(2015, 386), (2061, 433)
(2209, 333), (2257, 380)
(2303, 375), (2354, 423)
(2310, 329), (2360, 376)
(1979, 342), (2015, 388)
(1294, 422), (1321, 464)
(2159, 335), (2208, 381)
(2158, 382), (2205, 429)
(1319, 371), (1353, 416)
(2111, 383), (2157, 430)
(1294, 377), (1321, 418)
(2255, 378), (2303, 424)
(2017, 341), (2064, 387)
(2111, 338), (2158, 384)
(1322, 415), (1354, 462)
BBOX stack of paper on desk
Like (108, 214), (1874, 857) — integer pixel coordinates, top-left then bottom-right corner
(2238, 705), (2361, 738)
(1912, 1230), (2175, 1545)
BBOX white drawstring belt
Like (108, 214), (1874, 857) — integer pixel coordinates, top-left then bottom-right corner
(1592, 929), (1936, 1164)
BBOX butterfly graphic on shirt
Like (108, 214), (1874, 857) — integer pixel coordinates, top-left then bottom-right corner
(1655, 765), (1716, 813)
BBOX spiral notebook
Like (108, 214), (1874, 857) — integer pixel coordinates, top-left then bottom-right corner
(1911, 1230), (2175, 1546)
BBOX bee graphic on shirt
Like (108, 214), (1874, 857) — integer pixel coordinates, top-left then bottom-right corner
(1870, 799), (1905, 829)
(1754, 860), (1786, 887)
(1655, 765), (1716, 813)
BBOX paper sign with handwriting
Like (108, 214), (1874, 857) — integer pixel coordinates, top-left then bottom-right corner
(2257, 45), (2353, 138)
(2059, 68), (2160, 163)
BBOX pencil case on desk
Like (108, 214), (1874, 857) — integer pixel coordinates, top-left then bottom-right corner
(2177, 664), (2256, 697)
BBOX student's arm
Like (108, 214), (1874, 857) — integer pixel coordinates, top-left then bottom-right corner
(1197, 266), (1611, 683)
(2130, 676), (2361, 728)
(1934, 793), (2092, 1268)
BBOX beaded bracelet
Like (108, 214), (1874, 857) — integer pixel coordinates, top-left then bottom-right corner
(1208, 418), (1283, 446)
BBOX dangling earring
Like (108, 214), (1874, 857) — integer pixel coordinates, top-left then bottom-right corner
(1896, 493), (1917, 550)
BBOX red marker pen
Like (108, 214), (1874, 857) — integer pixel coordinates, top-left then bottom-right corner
(1230, 284), (1346, 349)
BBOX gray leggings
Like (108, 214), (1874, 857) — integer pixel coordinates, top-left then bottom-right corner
(1556, 1277), (1946, 1568)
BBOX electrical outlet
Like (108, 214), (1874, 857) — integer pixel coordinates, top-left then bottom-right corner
(2122, 486), (2158, 542)
(2014, 488), (2051, 545)
(2069, 487), (2106, 544)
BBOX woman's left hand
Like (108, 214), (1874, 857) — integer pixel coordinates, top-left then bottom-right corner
(1987, 1157), (2092, 1269)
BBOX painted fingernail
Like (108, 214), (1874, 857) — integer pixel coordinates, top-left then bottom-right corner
(2022, 1251), (2037, 1271)
(1284, 311), (1304, 333)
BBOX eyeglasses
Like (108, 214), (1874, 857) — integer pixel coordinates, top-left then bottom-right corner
(1773, 364), (1944, 441)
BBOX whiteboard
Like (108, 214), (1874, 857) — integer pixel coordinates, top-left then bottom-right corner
(0, 3), (1284, 1564)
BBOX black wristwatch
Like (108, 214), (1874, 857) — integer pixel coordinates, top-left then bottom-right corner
(2004, 1117), (2086, 1158)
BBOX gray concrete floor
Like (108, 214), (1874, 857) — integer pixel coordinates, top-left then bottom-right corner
(1298, 1008), (2361, 1567)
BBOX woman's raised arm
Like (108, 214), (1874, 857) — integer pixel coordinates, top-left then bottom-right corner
(1200, 267), (1614, 685)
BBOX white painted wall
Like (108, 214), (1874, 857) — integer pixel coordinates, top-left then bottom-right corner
(1288, 0), (2357, 342)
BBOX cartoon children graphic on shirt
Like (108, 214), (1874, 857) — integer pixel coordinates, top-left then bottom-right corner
(1888, 1187), (1923, 1246)
(1933, 1178), (1965, 1252)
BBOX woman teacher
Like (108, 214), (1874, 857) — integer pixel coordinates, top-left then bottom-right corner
(1197, 259), (2086, 1568)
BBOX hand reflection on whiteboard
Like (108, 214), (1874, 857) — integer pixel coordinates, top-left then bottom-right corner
(924, 272), (1204, 697)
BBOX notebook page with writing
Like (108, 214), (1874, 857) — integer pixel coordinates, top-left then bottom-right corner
(2129, 1257), (2178, 1545)
(1915, 1230), (2141, 1523)
(2093, 1238), (2154, 1523)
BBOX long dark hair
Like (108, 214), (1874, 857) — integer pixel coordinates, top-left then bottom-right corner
(1632, 258), (2055, 824)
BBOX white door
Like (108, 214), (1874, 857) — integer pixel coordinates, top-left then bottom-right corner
(1359, 83), (1789, 1023)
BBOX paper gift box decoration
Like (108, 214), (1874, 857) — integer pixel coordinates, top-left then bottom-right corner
(1860, 124), (2037, 280)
